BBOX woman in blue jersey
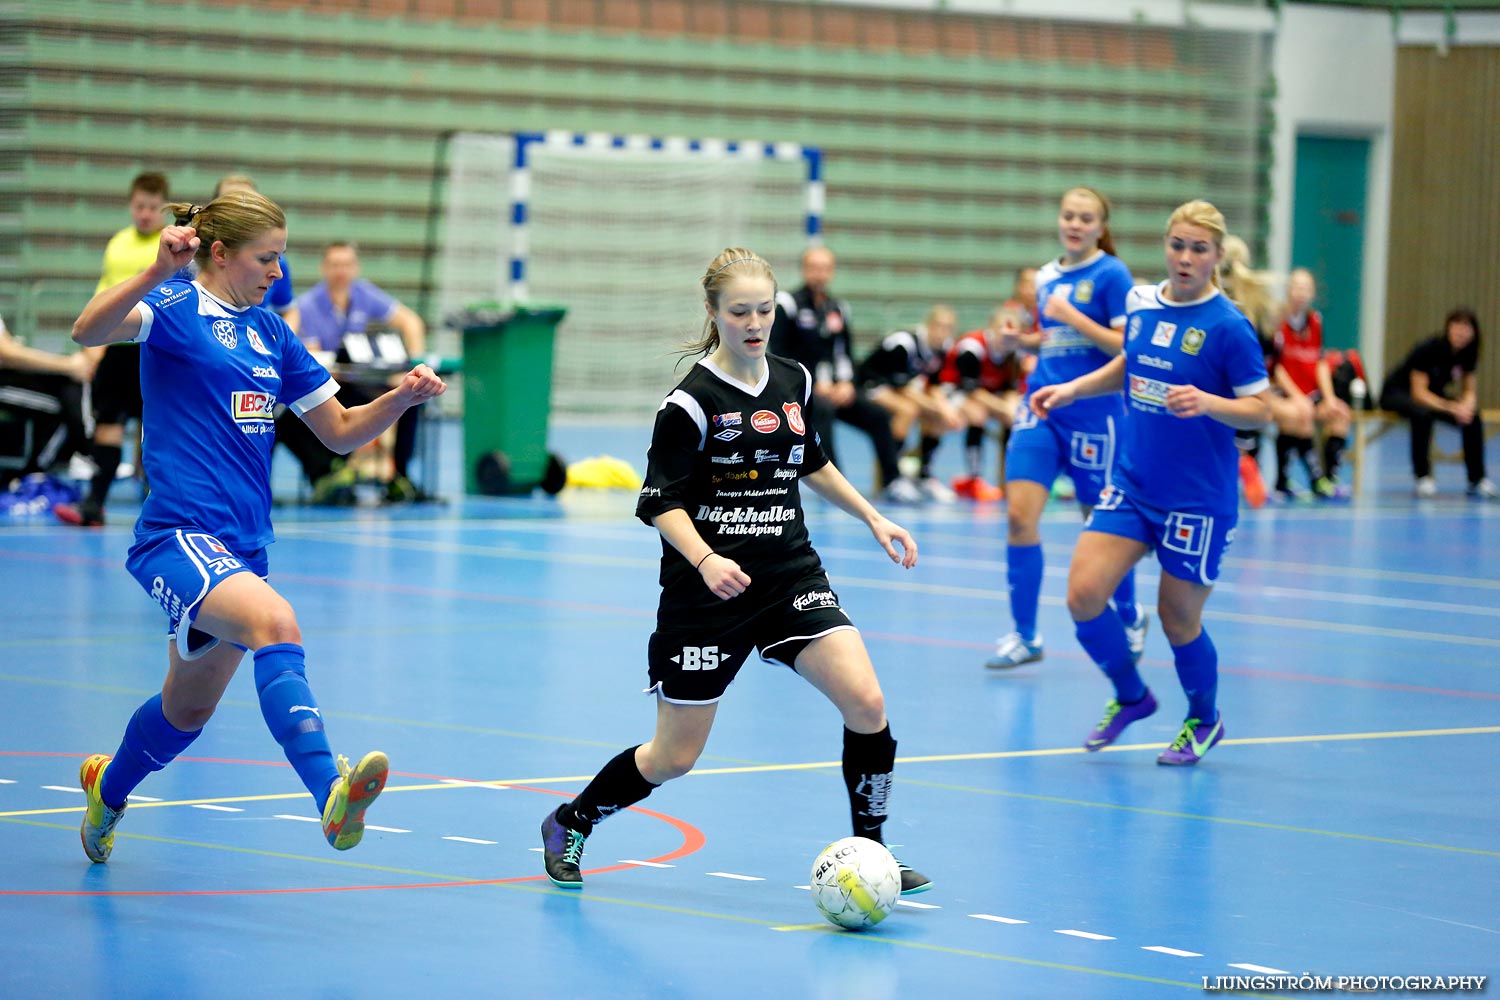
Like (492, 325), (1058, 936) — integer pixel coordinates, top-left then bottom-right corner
(69, 192), (447, 862)
(987, 188), (1147, 670)
(1031, 200), (1271, 765)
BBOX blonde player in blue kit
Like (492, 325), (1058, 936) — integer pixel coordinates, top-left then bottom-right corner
(69, 191), (447, 862)
(1030, 200), (1271, 765)
(987, 187), (1147, 670)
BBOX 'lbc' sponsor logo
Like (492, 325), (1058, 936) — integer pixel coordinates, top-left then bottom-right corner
(231, 390), (276, 421)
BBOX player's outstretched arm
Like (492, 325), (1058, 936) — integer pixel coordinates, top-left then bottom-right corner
(1165, 385), (1272, 430)
(301, 363), (446, 454)
(1032, 354), (1127, 419)
(802, 464), (917, 569)
(73, 226), (199, 347)
(1043, 294), (1124, 354)
(651, 508), (752, 600)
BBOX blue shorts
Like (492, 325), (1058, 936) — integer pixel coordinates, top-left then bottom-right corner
(126, 527), (267, 659)
(1084, 485), (1237, 586)
(1005, 398), (1119, 506)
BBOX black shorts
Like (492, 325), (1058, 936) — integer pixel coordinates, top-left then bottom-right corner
(91, 343), (143, 424)
(646, 570), (855, 704)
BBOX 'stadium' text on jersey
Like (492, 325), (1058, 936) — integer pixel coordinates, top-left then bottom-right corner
(636, 356), (831, 619)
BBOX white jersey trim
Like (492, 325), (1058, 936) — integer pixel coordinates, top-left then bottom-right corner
(641, 679), (728, 706)
(661, 388), (708, 450)
(799, 362), (814, 405)
(288, 378), (340, 417)
(759, 624), (857, 664)
(695, 356), (769, 396)
(1233, 377), (1270, 397)
(133, 300), (154, 342)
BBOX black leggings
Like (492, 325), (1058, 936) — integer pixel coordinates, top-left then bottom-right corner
(808, 390), (902, 487)
(1380, 388), (1487, 483)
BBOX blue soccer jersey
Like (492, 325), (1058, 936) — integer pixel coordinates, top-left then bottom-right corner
(1115, 283), (1269, 514)
(131, 280), (338, 550)
(1029, 251), (1133, 417)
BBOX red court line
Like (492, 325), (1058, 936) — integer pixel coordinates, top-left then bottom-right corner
(0, 756), (705, 897)
(7, 549), (1494, 702)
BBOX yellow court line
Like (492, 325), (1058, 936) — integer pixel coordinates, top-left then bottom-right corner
(4, 725), (1496, 824)
(1, 817), (476, 881)
(0, 820), (1243, 993)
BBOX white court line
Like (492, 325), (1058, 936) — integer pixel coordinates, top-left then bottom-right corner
(131, 796), (163, 802)
(443, 836), (497, 845)
(706, 872), (764, 881)
(274, 814), (320, 823)
(528, 847), (543, 853)
(794, 884), (811, 890)
(1143, 946), (1202, 957)
(283, 523), (1500, 646)
(0, 779), (15, 784)
(619, 859), (674, 868)
(1056, 929), (1115, 941)
(364, 825), (410, 834)
(191, 804), (242, 812)
(1231, 963), (1290, 974)
(970, 914), (1028, 925)
(41, 785), (81, 793)
(897, 900), (939, 910)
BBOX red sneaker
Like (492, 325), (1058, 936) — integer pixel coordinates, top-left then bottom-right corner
(952, 476), (1003, 501)
(53, 501), (104, 527)
(1238, 454), (1267, 509)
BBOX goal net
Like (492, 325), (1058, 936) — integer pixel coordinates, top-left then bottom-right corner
(436, 131), (817, 422)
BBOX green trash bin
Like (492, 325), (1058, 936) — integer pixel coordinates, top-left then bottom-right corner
(459, 304), (566, 495)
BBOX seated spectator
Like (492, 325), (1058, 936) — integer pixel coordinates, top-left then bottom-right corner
(1218, 234), (1276, 506)
(940, 308), (1025, 501)
(0, 312), (94, 485)
(771, 245), (919, 503)
(1274, 269), (1351, 498)
(858, 305), (964, 501)
(275, 241), (430, 503)
(1380, 307), (1494, 499)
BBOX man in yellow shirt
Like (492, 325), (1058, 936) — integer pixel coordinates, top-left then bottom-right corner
(56, 171), (168, 527)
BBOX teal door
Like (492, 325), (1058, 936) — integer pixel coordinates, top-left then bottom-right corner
(1291, 135), (1369, 351)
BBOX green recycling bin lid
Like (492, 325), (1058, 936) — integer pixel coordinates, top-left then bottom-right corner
(451, 302), (567, 333)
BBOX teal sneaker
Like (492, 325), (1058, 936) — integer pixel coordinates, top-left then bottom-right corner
(541, 806), (587, 888)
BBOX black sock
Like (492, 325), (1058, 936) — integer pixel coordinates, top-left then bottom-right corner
(1323, 435), (1346, 481)
(1274, 435), (1296, 491)
(843, 725), (897, 844)
(86, 443), (122, 508)
(1294, 437), (1322, 481)
(917, 435), (940, 479)
(561, 745), (659, 836)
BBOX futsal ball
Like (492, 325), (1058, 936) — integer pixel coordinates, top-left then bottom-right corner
(809, 836), (901, 930)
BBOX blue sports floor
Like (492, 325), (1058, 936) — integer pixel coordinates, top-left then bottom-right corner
(2, 422), (1497, 999)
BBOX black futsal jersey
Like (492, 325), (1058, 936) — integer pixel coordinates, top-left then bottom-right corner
(636, 355), (831, 623)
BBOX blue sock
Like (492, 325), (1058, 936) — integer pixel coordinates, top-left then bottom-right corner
(1074, 611), (1147, 703)
(253, 643), (339, 813)
(99, 694), (202, 809)
(1112, 571), (1139, 626)
(1171, 630), (1219, 723)
(1006, 543), (1044, 642)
